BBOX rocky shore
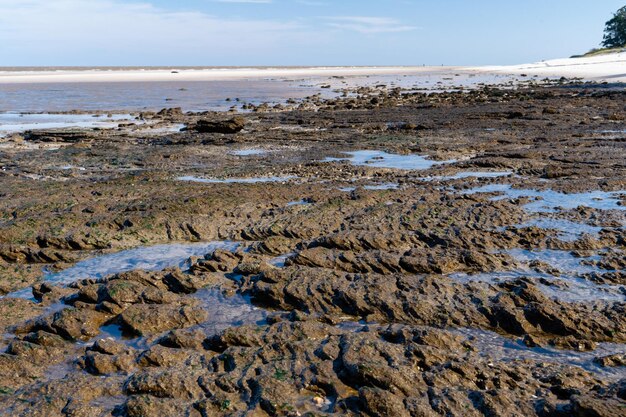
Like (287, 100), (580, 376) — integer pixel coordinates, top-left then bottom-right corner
(0, 82), (624, 416)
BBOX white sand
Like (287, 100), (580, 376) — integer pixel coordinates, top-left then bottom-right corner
(0, 53), (623, 84)
(0, 66), (456, 84)
(478, 52), (626, 82)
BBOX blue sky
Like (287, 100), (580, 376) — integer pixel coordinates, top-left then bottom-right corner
(0, 0), (623, 66)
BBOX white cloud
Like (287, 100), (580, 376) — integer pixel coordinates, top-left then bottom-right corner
(0, 0), (308, 65)
(326, 16), (417, 34)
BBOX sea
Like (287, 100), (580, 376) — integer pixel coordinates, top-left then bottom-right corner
(0, 66), (533, 113)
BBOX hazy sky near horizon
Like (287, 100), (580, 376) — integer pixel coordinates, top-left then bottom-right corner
(0, 0), (623, 66)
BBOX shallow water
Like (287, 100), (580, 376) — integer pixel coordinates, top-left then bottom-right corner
(287, 199), (312, 207)
(464, 184), (625, 212)
(230, 149), (267, 156)
(268, 253), (295, 268)
(451, 249), (625, 303)
(0, 112), (133, 137)
(4, 241), (238, 299)
(421, 171), (513, 181)
(131, 123), (185, 135)
(0, 69), (548, 113)
(511, 218), (603, 242)
(0, 79), (328, 113)
(193, 289), (269, 335)
(456, 328), (626, 378)
(324, 150), (450, 170)
(178, 175), (296, 184)
(89, 288), (269, 349)
(338, 322), (625, 377)
(363, 183), (399, 190)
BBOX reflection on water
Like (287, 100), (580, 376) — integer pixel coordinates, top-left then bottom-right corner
(3, 241), (238, 299)
(0, 112), (133, 137)
(193, 289), (268, 336)
(456, 328), (626, 378)
(0, 69), (551, 113)
(511, 218), (603, 242)
(421, 171), (513, 181)
(0, 79), (327, 113)
(324, 150), (451, 170)
(464, 184), (625, 212)
(364, 183), (399, 190)
(451, 249), (625, 303)
(89, 289), (268, 348)
(230, 149), (268, 156)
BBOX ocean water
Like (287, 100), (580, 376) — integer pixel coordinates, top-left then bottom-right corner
(0, 67), (543, 113)
(0, 79), (320, 113)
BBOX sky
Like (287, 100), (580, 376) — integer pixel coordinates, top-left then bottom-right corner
(0, 0), (623, 66)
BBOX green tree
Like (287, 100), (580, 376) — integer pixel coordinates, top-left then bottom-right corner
(602, 5), (626, 48)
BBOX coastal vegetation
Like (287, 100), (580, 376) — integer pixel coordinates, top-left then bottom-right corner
(602, 5), (626, 48)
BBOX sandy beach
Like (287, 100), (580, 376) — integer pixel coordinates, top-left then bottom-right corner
(481, 51), (626, 82)
(0, 66), (458, 84)
(1, 52), (625, 84)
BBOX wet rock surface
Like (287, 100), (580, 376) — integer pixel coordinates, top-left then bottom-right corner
(0, 84), (625, 416)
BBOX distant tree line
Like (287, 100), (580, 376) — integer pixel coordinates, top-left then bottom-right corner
(602, 5), (626, 48)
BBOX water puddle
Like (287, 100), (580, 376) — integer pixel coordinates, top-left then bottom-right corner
(363, 183), (399, 190)
(338, 322), (625, 377)
(599, 130), (626, 134)
(268, 253), (295, 268)
(324, 150), (451, 170)
(58, 165), (87, 171)
(456, 328), (626, 378)
(4, 242), (238, 299)
(463, 184), (625, 212)
(0, 112), (133, 137)
(510, 218), (603, 242)
(193, 289), (268, 335)
(451, 249), (625, 303)
(84, 289), (267, 349)
(178, 175), (296, 184)
(421, 171), (513, 181)
(230, 149), (268, 156)
(132, 124), (185, 135)
(509, 248), (603, 275)
(287, 199), (312, 207)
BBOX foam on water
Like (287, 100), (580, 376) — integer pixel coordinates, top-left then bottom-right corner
(178, 175), (296, 184)
(464, 184), (625, 212)
(324, 150), (451, 170)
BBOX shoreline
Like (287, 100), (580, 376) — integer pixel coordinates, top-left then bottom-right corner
(0, 66), (460, 84)
(0, 52), (625, 84)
